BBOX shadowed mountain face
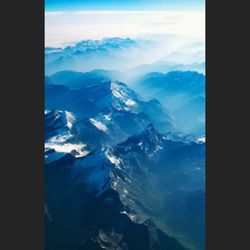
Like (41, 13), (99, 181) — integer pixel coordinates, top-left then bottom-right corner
(45, 38), (205, 250)
(45, 108), (205, 250)
(45, 122), (204, 250)
(45, 76), (173, 145)
(45, 153), (188, 250)
(110, 125), (205, 250)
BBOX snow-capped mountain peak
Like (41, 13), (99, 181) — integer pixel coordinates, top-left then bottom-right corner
(111, 81), (138, 111)
(129, 124), (163, 146)
(115, 124), (165, 158)
(45, 109), (90, 163)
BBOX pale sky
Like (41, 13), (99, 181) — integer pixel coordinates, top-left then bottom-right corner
(45, 10), (205, 47)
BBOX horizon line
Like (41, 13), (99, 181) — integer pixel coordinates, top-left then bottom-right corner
(45, 9), (205, 15)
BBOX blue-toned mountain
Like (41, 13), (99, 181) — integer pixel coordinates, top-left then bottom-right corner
(45, 75), (173, 145)
(45, 122), (204, 250)
(45, 37), (141, 75)
(50, 69), (124, 88)
(132, 71), (205, 135)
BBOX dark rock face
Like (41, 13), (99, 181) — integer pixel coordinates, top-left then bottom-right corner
(45, 154), (187, 250)
(44, 70), (205, 250)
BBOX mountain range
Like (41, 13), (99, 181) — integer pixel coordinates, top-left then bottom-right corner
(45, 37), (205, 78)
(44, 37), (205, 250)
(131, 71), (205, 135)
(45, 38), (141, 75)
(45, 74), (174, 145)
(45, 114), (205, 250)
(45, 77), (205, 250)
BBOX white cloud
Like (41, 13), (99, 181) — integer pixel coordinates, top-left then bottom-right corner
(45, 10), (205, 47)
(45, 11), (66, 17)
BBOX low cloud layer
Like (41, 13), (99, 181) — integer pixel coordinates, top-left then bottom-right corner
(45, 10), (205, 47)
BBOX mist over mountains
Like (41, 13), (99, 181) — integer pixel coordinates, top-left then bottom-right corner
(45, 37), (205, 250)
(131, 71), (205, 134)
(45, 37), (205, 76)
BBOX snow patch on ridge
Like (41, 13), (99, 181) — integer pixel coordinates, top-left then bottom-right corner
(72, 150), (113, 197)
(48, 131), (73, 143)
(44, 109), (50, 115)
(125, 99), (136, 106)
(103, 114), (111, 121)
(196, 136), (205, 143)
(45, 142), (89, 158)
(90, 118), (108, 132)
(120, 211), (140, 223)
(105, 150), (123, 170)
(65, 111), (75, 129)
(111, 81), (138, 110)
